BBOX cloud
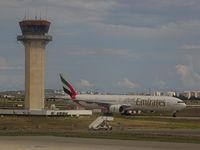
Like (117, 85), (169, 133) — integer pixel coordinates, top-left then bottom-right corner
(65, 47), (96, 56)
(176, 64), (200, 87)
(0, 57), (10, 70)
(77, 79), (93, 88)
(2, 0), (200, 91)
(2, 0), (200, 39)
(118, 78), (139, 88)
(102, 49), (139, 58)
(94, 20), (200, 39)
(155, 80), (166, 89)
(182, 44), (200, 50)
(2, 0), (200, 28)
(103, 0), (200, 28)
(0, 57), (23, 70)
(42, 0), (117, 25)
(0, 74), (23, 83)
(66, 48), (139, 59)
(0, 74), (23, 90)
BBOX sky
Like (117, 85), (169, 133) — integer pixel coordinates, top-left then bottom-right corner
(1, 0), (200, 93)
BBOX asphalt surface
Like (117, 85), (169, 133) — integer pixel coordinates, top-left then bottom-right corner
(123, 129), (200, 137)
(0, 136), (199, 150)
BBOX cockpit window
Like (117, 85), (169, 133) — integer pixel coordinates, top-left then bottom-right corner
(177, 101), (184, 103)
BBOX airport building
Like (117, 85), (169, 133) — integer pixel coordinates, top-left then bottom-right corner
(167, 91), (177, 97)
(180, 91), (200, 99)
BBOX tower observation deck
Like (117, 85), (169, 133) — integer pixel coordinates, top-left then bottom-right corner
(17, 19), (52, 110)
(17, 20), (52, 41)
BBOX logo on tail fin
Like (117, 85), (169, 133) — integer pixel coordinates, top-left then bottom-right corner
(60, 74), (77, 99)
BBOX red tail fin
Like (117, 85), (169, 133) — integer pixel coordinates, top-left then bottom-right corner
(60, 74), (77, 99)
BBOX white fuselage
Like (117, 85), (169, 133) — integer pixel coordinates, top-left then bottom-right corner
(75, 94), (186, 112)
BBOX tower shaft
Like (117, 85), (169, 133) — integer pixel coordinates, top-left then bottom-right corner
(24, 41), (45, 110)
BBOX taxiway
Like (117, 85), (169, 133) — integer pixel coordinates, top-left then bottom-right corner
(0, 136), (199, 150)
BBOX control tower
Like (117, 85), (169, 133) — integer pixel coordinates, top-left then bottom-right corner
(17, 19), (52, 110)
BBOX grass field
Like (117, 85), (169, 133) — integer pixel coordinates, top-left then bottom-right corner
(0, 115), (200, 143)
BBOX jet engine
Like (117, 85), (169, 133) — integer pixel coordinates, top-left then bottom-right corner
(109, 104), (125, 114)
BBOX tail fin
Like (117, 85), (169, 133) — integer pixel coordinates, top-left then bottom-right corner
(59, 73), (77, 99)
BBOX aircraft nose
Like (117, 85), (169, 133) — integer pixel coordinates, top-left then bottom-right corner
(181, 103), (186, 109)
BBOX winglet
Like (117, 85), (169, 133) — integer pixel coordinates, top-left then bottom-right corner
(59, 73), (77, 99)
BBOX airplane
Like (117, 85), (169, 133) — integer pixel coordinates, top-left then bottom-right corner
(59, 74), (186, 117)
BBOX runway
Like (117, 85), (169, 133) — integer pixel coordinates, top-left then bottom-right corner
(0, 136), (199, 150)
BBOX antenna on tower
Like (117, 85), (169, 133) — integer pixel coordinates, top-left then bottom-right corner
(45, 6), (48, 20)
(27, 8), (29, 20)
(39, 9), (42, 20)
(35, 8), (37, 20)
(24, 9), (26, 20)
